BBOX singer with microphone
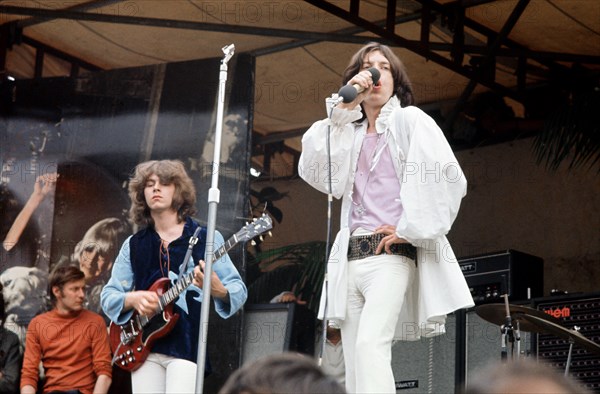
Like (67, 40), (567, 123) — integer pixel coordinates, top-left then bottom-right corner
(299, 42), (474, 393)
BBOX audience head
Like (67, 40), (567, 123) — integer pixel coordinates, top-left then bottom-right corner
(49, 265), (85, 305)
(463, 359), (591, 394)
(219, 352), (346, 394)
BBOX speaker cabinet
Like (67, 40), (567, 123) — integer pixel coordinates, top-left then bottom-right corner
(459, 250), (543, 305)
(392, 308), (535, 393)
(534, 293), (600, 392)
(392, 314), (457, 392)
(463, 308), (534, 387)
(241, 303), (295, 364)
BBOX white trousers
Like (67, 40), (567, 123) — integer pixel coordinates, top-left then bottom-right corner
(341, 253), (415, 393)
(131, 353), (197, 394)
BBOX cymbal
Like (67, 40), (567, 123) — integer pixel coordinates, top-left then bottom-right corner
(520, 314), (600, 355)
(475, 303), (562, 333)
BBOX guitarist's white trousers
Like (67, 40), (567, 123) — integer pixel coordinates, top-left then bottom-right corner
(131, 352), (197, 393)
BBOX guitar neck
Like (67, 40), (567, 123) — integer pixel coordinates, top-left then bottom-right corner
(158, 234), (239, 310)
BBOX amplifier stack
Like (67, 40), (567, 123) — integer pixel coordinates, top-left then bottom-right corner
(534, 293), (600, 392)
(393, 251), (600, 393)
(458, 250), (543, 305)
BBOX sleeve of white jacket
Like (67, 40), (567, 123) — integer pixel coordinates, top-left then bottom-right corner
(394, 107), (467, 243)
(299, 105), (362, 198)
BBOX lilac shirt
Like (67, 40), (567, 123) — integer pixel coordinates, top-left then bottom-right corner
(350, 133), (403, 232)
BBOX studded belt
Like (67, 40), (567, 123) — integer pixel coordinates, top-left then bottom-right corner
(347, 233), (417, 262)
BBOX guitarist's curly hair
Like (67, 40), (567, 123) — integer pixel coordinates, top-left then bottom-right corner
(128, 160), (197, 227)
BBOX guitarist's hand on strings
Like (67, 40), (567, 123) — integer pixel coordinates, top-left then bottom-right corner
(193, 261), (229, 301)
(126, 291), (160, 316)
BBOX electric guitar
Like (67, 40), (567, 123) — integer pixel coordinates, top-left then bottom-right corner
(109, 214), (272, 371)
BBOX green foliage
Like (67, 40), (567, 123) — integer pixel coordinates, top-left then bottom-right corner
(247, 241), (329, 314)
(533, 88), (600, 173)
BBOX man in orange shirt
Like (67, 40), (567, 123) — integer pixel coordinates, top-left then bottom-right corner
(20, 266), (112, 394)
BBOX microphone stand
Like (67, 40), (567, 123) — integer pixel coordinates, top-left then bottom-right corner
(564, 326), (579, 376)
(500, 293), (517, 361)
(317, 93), (344, 366)
(195, 43), (235, 393)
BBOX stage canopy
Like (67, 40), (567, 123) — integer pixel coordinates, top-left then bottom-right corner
(1, 0), (599, 177)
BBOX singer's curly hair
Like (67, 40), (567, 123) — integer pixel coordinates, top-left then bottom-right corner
(128, 160), (197, 227)
(343, 41), (415, 107)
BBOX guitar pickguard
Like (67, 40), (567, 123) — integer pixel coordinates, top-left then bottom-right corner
(141, 311), (170, 344)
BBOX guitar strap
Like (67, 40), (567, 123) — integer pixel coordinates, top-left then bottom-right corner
(178, 225), (202, 281)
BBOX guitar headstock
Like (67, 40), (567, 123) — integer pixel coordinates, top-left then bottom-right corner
(236, 213), (273, 243)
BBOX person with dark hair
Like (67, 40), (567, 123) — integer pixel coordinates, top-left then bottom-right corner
(0, 283), (23, 394)
(20, 266), (112, 394)
(101, 159), (247, 393)
(218, 352), (345, 394)
(463, 359), (591, 394)
(299, 42), (474, 393)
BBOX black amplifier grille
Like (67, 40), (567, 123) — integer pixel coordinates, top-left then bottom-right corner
(536, 295), (600, 392)
(458, 250), (543, 305)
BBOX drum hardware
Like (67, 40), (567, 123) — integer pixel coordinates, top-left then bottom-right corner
(520, 314), (600, 375)
(476, 299), (600, 375)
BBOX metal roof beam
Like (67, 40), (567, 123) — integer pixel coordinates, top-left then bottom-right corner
(16, 0), (124, 29)
(443, 0), (530, 130)
(415, 0), (570, 73)
(0, 5), (416, 44)
(2, 4), (596, 65)
(21, 35), (102, 71)
(303, 0), (520, 100)
(250, 11), (422, 57)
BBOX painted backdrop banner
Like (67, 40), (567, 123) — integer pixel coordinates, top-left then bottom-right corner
(1, 54), (253, 390)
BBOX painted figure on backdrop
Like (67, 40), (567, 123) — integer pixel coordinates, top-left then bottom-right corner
(53, 217), (130, 322)
(1, 174), (56, 268)
(101, 159), (247, 393)
(201, 113), (247, 165)
(2, 171), (130, 330)
(0, 266), (47, 347)
(1, 174), (57, 346)
(299, 42), (474, 393)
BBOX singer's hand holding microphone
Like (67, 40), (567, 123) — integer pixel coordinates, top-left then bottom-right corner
(337, 67), (381, 104)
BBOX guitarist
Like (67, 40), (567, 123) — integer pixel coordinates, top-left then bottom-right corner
(101, 160), (247, 393)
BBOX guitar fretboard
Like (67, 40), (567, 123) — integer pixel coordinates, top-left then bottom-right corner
(157, 234), (238, 311)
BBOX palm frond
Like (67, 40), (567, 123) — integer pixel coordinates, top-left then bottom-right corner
(533, 87), (600, 173)
(247, 241), (329, 314)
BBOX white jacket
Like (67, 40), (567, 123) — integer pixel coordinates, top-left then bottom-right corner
(299, 96), (474, 340)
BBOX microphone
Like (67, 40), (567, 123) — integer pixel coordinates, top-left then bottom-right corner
(337, 67), (381, 103)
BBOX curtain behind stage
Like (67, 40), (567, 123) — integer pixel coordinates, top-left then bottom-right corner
(0, 54), (253, 390)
